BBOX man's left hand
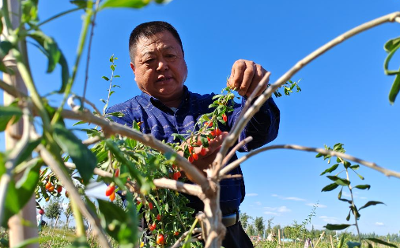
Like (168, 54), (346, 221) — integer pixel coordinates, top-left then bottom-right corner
(227, 59), (269, 98)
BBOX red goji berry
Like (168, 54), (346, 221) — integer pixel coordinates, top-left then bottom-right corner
(105, 184), (115, 197)
(173, 171), (181, 180)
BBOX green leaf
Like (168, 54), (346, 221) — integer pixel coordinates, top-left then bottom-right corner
(107, 111), (124, 118)
(72, 120), (87, 126)
(343, 160), (351, 169)
(2, 180), (20, 227)
(337, 235), (345, 248)
(359, 201), (384, 211)
(0, 105), (22, 132)
(365, 238), (398, 247)
(350, 164), (360, 170)
(28, 31), (70, 92)
(324, 224), (351, 230)
(99, 0), (151, 11)
(389, 71), (400, 104)
(320, 163), (339, 175)
(0, 41), (13, 73)
(347, 241), (361, 248)
(102, 76), (109, 81)
(70, 0), (89, 9)
(15, 138), (42, 166)
(354, 184), (370, 190)
(321, 183), (339, 192)
(98, 199), (138, 245)
(384, 37), (400, 52)
(53, 123), (96, 184)
(327, 175), (350, 186)
(346, 210), (351, 221)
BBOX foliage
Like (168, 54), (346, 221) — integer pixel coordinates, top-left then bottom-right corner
(317, 143), (395, 247)
(44, 198), (62, 225)
(254, 217), (265, 237)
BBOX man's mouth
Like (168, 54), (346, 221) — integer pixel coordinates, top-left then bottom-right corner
(157, 76), (173, 82)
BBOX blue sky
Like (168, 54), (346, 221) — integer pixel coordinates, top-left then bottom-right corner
(1, 0), (400, 236)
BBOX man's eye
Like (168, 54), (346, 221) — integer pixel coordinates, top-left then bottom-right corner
(166, 54), (177, 59)
(145, 59), (155, 63)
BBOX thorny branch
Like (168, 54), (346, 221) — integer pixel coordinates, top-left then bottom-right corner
(220, 144), (400, 179)
(214, 11), (400, 177)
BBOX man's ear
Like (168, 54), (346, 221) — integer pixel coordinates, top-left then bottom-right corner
(130, 62), (136, 74)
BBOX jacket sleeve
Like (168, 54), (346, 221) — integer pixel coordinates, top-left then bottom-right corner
(229, 96), (280, 152)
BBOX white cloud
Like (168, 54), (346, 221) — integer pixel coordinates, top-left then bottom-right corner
(285, 197), (306, 201)
(319, 216), (338, 223)
(375, 222), (384, 226)
(264, 211), (279, 216)
(306, 203), (327, 208)
(277, 206), (291, 213)
(255, 201), (262, 206)
(247, 193), (258, 197)
(270, 194), (306, 201)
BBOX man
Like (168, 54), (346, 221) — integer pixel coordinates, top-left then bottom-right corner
(108, 21), (280, 248)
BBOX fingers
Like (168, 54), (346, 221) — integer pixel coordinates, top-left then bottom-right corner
(227, 59), (269, 97)
(246, 64), (269, 98)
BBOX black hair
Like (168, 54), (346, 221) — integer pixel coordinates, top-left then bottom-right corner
(129, 21), (184, 63)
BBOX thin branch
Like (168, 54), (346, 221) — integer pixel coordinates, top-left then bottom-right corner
(38, 144), (111, 248)
(153, 178), (204, 199)
(64, 162), (204, 198)
(0, 105), (31, 225)
(219, 144), (400, 179)
(68, 95), (102, 115)
(214, 11), (400, 177)
(221, 136), (253, 167)
(81, 0), (101, 110)
(219, 174), (242, 181)
(36, 8), (81, 28)
(61, 108), (209, 188)
(82, 136), (102, 146)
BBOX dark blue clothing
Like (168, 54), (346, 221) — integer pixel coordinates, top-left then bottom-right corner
(107, 86), (280, 215)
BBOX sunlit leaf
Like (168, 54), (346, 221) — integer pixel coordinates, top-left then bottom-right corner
(12, 237), (41, 248)
(53, 123), (96, 184)
(359, 201), (384, 211)
(100, 0), (150, 10)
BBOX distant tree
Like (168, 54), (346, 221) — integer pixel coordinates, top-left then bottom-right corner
(44, 199), (62, 227)
(254, 216), (265, 238)
(64, 201), (73, 228)
(266, 217), (274, 236)
(247, 224), (256, 237)
(239, 212), (252, 231)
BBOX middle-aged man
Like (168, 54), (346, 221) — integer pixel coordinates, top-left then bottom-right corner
(107, 21), (280, 248)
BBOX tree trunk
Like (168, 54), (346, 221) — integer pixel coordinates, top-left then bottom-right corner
(1, 0), (39, 247)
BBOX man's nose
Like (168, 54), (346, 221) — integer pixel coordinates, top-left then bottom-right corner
(156, 58), (168, 71)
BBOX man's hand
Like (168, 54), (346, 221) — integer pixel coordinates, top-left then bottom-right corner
(227, 59), (269, 98)
(180, 132), (228, 181)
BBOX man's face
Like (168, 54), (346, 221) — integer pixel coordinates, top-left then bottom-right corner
(131, 31), (187, 102)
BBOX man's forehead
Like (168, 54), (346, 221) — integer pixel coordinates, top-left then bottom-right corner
(136, 33), (178, 55)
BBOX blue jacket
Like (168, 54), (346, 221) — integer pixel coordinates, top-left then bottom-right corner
(107, 86), (280, 215)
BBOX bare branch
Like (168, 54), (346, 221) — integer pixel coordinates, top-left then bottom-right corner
(38, 145), (111, 248)
(61, 108), (209, 188)
(220, 144), (400, 179)
(214, 11), (400, 177)
(153, 178), (204, 199)
(82, 136), (102, 146)
(221, 136), (253, 167)
(68, 95), (102, 116)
